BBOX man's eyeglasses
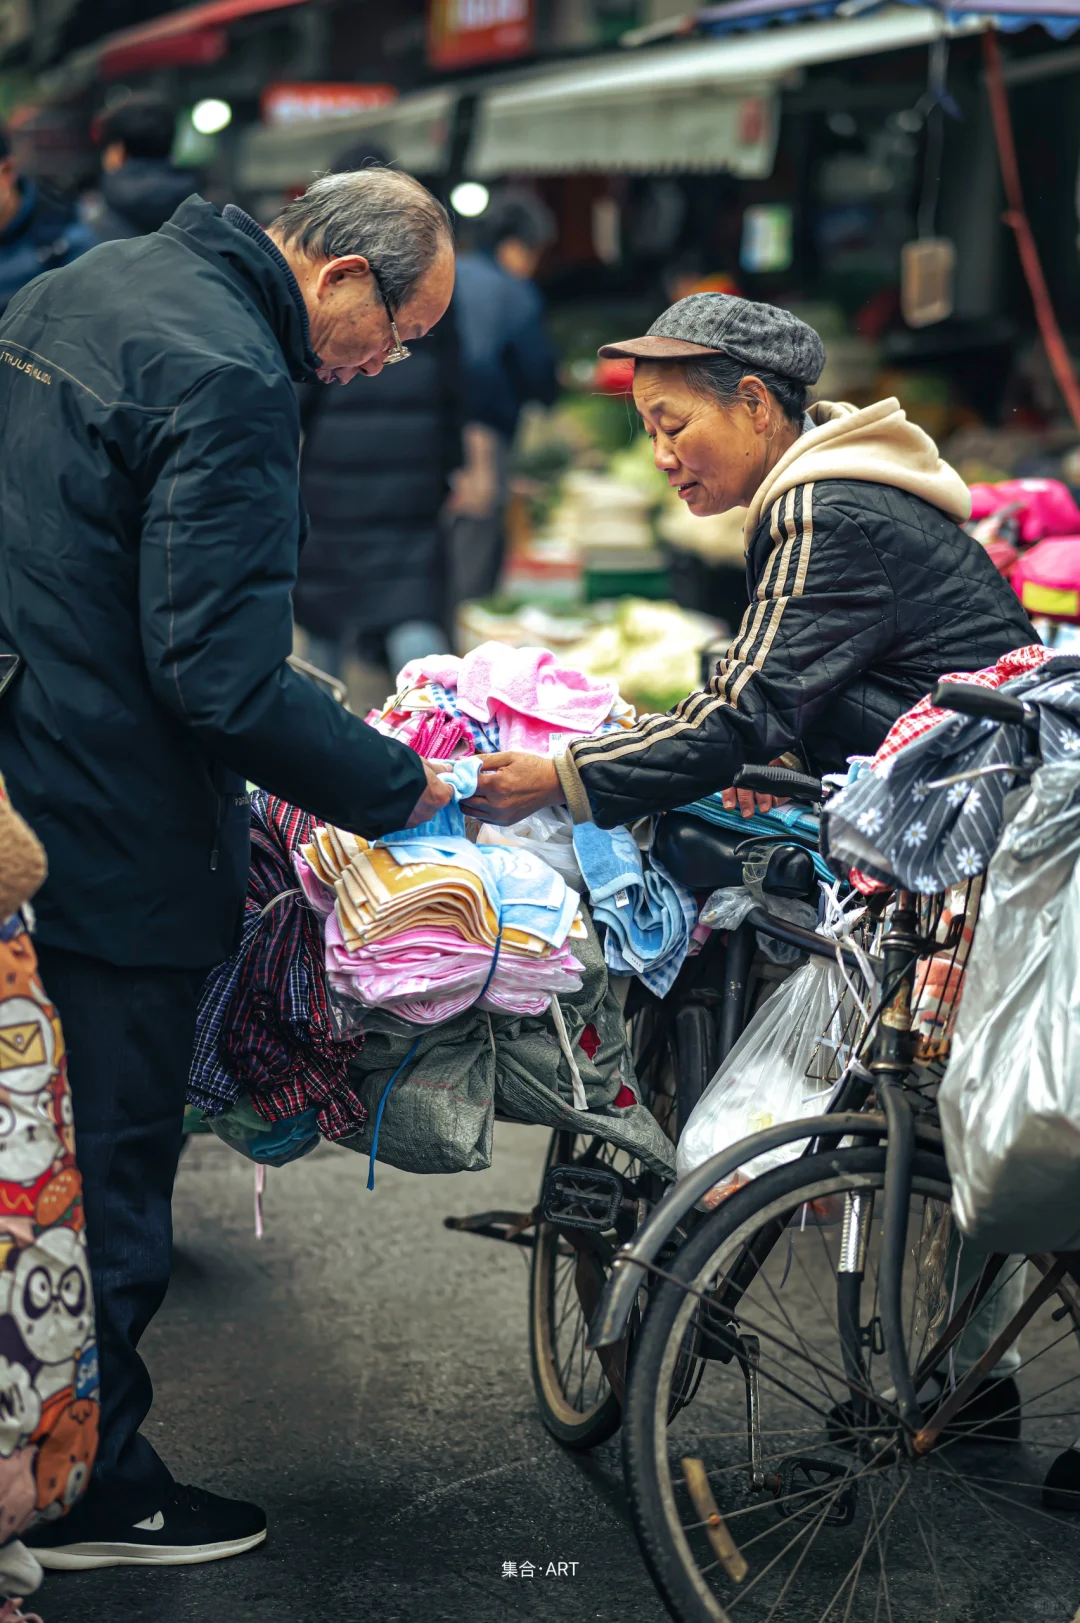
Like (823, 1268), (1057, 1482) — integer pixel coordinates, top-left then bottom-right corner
(370, 267), (411, 365)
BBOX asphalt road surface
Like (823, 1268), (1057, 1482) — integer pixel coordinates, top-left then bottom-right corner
(37, 1124), (667, 1623)
(33, 1123), (1080, 1623)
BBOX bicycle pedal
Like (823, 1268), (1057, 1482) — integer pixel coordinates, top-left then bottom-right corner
(775, 1456), (858, 1527)
(541, 1163), (623, 1230)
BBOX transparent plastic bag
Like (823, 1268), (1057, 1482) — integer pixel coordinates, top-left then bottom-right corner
(676, 958), (863, 1209)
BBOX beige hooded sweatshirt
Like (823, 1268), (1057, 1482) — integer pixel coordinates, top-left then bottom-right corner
(743, 397), (971, 542)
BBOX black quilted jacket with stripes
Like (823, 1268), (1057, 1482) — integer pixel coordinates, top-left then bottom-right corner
(569, 479), (1036, 828)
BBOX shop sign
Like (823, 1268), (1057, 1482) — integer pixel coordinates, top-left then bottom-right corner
(427, 0), (534, 70)
(261, 83), (398, 126)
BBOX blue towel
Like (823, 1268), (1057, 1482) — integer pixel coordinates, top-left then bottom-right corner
(381, 755), (482, 842)
(675, 796), (833, 882)
(572, 823), (696, 996)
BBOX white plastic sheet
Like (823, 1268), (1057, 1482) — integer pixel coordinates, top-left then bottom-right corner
(940, 762), (1080, 1252)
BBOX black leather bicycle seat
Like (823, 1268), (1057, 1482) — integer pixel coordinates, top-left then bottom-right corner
(654, 814), (820, 901)
(653, 813), (748, 891)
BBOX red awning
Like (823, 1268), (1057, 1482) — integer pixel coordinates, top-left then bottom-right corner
(99, 0), (311, 58)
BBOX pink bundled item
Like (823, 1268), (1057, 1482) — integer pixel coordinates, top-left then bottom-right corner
(1011, 537), (1080, 625)
(968, 478), (1080, 544)
(397, 642), (617, 754)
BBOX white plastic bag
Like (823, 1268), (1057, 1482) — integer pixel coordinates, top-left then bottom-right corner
(676, 958), (863, 1208)
(940, 762), (1080, 1252)
(477, 807), (582, 891)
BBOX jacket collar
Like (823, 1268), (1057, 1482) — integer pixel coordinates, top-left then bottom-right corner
(159, 196), (322, 384)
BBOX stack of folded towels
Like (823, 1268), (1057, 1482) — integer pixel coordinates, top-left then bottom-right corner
(295, 821), (586, 1025)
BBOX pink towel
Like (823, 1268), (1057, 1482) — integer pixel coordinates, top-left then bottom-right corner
(398, 643), (616, 754)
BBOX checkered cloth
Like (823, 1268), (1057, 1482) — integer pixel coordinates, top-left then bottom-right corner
(187, 792), (366, 1140)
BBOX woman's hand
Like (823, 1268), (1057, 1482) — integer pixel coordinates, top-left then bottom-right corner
(719, 759), (793, 819)
(461, 753), (565, 825)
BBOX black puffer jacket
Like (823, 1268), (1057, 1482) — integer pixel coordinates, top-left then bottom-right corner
(561, 477), (1036, 827)
(0, 197), (425, 968)
(295, 312), (463, 643)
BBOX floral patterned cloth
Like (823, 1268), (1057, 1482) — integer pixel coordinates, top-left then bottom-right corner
(821, 653), (1080, 894)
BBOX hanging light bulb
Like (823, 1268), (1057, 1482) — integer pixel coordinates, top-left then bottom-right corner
(450, 182), (489, 219)
(191, 99), (232, 136)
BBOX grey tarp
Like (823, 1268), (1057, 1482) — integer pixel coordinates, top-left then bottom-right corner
(339, 915), (675, 1179)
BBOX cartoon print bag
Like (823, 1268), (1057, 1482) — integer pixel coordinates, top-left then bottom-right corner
(0, 917), (97, 1544)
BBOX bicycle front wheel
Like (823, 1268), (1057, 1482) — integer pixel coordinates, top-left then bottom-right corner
(623, 1146), (1080, 1623)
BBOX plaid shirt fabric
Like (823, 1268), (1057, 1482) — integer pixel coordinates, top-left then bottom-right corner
(187, 792), (366, 1140)
(869, 644), (1054, 770)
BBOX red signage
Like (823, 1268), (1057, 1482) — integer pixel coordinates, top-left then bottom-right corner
(261, 83), (398, 127)
(427, 0), (533, 70)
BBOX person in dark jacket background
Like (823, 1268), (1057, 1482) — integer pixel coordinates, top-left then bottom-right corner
(88, 93), (195, 241)
(447, 188), (560, 606)
(296, 147), (464, 677)
(0, 121), (94, 315)
(0, 169), (454, 1570)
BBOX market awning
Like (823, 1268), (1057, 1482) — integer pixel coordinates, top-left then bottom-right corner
(694, 0), (1080, 40)
(236, 89), (454, 192)
(98, 0), (312, 79)
(236, 1), (990, 189)
(470, 4), (983, 174)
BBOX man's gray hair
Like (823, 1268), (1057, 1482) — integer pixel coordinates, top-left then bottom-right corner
(271, 168), (452, 310)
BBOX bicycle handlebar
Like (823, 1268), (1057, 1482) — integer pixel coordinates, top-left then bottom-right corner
(930, 680), (1034, 730)
(732, 764), (823, 802)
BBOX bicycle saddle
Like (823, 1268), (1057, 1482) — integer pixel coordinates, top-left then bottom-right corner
(654, 814), (818, 901)
(653, 813), (746, 891)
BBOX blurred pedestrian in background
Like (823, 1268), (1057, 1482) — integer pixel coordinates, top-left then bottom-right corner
(89, 93), (194, 241)
(295, 146), (464, 681)
(447, 188), (559, 608)
(0, 121), (94, 317)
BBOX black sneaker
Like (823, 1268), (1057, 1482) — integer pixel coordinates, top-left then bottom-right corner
(827, 1374), (1022, 1450)
(1044, 1447), (1080, 1512)
(25, 1483), (266, 1570)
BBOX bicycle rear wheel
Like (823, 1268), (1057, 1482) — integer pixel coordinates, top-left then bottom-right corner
(623, 1146), (1080, 1623)
(529, 1127), (651, 1448)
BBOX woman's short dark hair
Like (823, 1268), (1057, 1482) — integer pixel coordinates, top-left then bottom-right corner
(98, 95), (176, 161)
(681, 353), (808, 425)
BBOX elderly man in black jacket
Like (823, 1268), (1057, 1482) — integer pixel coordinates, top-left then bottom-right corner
(0, 168), (454, 1568)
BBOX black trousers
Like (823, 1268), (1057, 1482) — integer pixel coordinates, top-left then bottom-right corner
(34, 943), (207, 1530)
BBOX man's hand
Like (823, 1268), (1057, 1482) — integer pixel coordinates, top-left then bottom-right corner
(461, 753), (564, 825)
(405, 761), (455, 827)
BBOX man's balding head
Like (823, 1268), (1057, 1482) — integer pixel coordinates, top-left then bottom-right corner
(269, 169), (455, 384)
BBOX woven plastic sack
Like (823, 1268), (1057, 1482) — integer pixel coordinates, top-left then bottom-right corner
(940, 761), (1080, 1252)
(676, 958), (861, 1209)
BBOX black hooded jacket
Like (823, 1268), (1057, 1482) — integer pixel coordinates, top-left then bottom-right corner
(295, 308), (463, 643)
(0, 197), (425, 967)
(93, 159), (196, 240)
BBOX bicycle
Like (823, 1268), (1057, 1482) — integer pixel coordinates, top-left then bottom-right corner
(447, 759), (852, 1451)
(592, 680), (1080, 1623)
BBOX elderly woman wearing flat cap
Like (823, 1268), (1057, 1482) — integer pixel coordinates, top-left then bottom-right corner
(464, 294), (1034, 828)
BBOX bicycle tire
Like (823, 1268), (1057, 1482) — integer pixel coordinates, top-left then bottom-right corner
(623, 1144), (1080, 1623)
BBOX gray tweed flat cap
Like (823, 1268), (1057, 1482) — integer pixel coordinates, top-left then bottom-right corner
(599, 293), (826, 386)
